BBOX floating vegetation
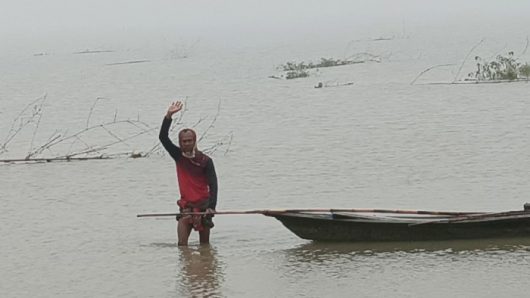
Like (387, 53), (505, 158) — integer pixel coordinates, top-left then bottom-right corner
(285, 69), (310, 80)
(467, 52), (530, 81)
(272, 54), (381, 80)
(520, 63), (530, 79)
(411, 41), (530, 85)
(280, 58), (360, 72)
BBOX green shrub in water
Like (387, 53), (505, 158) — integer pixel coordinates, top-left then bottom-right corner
(470, 52), (529, 81)
(520, 63), (530, 79)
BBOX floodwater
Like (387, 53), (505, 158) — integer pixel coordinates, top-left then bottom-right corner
(2, 11), (530, 298)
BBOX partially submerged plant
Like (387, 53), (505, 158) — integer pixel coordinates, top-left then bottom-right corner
(468, 52), (529, 81)
(273, 55), (380, 80)
(279, 57), (364, 72)
(519, 63), (530, 80)
(285, 69), (310, 80)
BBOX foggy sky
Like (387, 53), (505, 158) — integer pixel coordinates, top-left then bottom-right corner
(2, 0), (530, 48)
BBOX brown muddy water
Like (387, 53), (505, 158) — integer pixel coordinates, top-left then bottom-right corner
(2, 8), (530, 297)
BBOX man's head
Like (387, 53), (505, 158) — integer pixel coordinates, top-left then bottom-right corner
(178, 128), (197, 154)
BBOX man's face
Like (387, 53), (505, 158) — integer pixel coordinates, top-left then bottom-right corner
(180, 131), (195, 153)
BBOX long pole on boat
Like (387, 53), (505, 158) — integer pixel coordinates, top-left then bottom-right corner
(137, 208), (484, 218)
(409, 210), (528, 226)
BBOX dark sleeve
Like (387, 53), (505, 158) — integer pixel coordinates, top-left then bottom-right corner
(159, 116), (181, 161)
(206, 158), (218, 210)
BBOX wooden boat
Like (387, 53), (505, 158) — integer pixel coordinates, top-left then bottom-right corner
(263, 204), (530, 242)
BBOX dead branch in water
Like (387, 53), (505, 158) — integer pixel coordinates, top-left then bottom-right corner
(1, 97), (232, 164)
(521, 36), (529, 56)
(73, 49), (114, 54)
(1, 94), (47, 155)
(86, 97), (106, 128)
(198, 100), (222, 143)
(410, 64), (455, 85)
(202, 132), (234, 156)
(105, 60), (150, 66)
(453, 39), (485, 83)
(27, 96), (47, 158)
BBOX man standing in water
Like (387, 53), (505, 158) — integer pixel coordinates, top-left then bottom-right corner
(159, 101), (218, 246)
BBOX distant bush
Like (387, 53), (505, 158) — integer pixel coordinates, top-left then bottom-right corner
(272, 54), (381, 80)
(520, 63), (530, 79)
(280, 57), (360, 72)
(468, 52), (530, 81)
(285, 70), (310, 80)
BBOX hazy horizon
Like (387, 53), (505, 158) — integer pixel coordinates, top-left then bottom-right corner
(3, 0), (530, 51)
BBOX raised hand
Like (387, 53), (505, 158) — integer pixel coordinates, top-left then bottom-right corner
(166, 101), (183, 118)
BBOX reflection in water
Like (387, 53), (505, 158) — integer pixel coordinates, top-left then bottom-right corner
(264, 239), (530, 298)
(176, 245), (224, 298)
(277, 238), (530, 277)
(290, 237), (530, 256)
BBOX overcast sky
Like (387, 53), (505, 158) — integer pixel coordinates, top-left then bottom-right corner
(2, 0), (530, 47)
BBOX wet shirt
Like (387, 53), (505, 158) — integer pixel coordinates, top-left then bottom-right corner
(159, 117), (218, 209)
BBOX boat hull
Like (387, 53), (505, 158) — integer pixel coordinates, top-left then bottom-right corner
(268, 212), (530, 242)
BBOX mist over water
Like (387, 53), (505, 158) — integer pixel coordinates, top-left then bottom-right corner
(2, 1), (530, 297)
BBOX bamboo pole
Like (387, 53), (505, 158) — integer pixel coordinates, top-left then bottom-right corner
(409, 210), (529, 226)
(137, 208), (485, 218)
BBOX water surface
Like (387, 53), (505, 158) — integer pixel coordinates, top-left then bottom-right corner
(2, 11), (530, 297)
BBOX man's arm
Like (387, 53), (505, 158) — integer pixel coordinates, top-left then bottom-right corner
(206, 159), (218, 210)
(159, 116), (181, 161)
(159, 101), (184, 161)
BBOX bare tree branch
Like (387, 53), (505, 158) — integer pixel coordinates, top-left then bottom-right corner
(26, 134), (62, 159)
(198, 99), (221, 143)
(410, 64), (455, 85)
(453, 39), (485, 83)
(27, 95), (47, 157)
(1, 94), (47, 154)
(2, 96), (232, 163)
(521, 36), (529, 56)
(87, 97), (105, 128)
